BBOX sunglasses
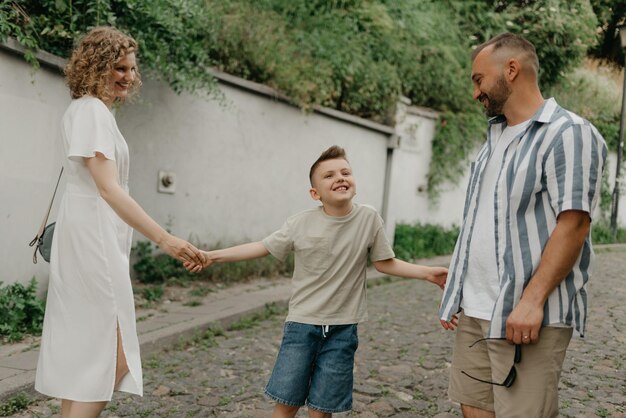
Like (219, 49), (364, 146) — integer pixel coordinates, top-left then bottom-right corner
(461, 338), (522, 388)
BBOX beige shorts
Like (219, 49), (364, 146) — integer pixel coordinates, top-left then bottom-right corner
(448, 312), (573, 418)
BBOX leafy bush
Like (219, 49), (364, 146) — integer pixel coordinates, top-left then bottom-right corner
(592, 221), (626, 244)
(546, 60), (622, 151)
(0, 0), (603, 195)
(0, 277), (45, 342)
(132, 241), (194, 284)
(393, 223), (459, 261)
(0, 393), (31, 416)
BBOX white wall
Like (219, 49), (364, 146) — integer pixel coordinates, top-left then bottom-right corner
(385, 100), (469, 237)
(0, 48), (70, 284)
(2, 40), (624, 290)
(116, 78), (392, 246)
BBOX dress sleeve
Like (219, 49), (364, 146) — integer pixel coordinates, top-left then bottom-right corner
(369, 212), (395, 262)
(67, 99), (116, 162)
(544, 123), (606, 218)
(262, 220), (294, 263)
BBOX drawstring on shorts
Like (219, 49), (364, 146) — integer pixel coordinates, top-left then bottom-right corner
(321, 325), (330, 338)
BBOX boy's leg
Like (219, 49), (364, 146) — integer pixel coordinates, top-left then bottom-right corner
(265, 322), (321, 412)
(308, 410), (331, 418)
(306, 324), (358, 414)
(271, 404), (300, 418)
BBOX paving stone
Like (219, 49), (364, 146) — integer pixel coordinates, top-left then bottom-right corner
(4, 248), (625, 417)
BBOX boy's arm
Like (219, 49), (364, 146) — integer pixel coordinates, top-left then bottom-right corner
(206, 242), (270, 264)
(184, 242), (270, 270)
(373, 258), (448, 289)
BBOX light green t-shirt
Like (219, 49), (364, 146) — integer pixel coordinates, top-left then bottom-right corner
(262, 203), (395, 325)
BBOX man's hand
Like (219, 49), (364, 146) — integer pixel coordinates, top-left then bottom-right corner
(440, 315), (459, 331)
(506, 297), (543, 344)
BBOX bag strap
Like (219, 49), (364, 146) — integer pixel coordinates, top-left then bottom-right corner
(29, 167), (64, 263)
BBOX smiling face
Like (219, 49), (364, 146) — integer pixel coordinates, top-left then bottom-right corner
(471, 47), (511, 117)
(309, 158), (356, 207)
(106, 52), (137, 106)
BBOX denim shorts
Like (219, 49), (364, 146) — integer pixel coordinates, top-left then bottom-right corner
(265, 321), (359, 413)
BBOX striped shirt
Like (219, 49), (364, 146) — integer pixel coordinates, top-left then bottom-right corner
(439, 98), (607, 338)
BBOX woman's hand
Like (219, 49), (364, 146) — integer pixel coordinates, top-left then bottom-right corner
(158, 234), (206, 272)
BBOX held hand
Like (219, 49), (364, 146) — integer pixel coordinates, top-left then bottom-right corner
(440, 315), (459, 331)
(183, 251), (214, 271)
(505, 297), (543, 345)
(159, 235), (206, 271)
(425, 266), (448, 290)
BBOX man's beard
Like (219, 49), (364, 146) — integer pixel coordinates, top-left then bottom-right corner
(477, 76), (511, 117)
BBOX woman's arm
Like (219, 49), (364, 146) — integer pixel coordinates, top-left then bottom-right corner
(85, 153), (205, 267)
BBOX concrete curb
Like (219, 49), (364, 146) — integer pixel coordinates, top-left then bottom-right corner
(0, 257), (453, 404)
(0, 279), (292, 403)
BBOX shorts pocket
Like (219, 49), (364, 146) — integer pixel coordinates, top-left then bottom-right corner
(296, 236), (331, 274)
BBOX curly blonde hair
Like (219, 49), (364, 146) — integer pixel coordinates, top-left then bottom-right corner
(65, 26), (142, 103)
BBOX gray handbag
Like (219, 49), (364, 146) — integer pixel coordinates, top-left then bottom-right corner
(29, 167), (64, 264)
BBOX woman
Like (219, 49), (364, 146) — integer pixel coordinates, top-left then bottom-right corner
(35, 26), (205, 418)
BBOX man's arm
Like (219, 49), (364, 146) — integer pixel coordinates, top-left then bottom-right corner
(506, 209), (590, 344)
(373, 258), (448, 289)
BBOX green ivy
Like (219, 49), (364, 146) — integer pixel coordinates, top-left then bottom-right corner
(0, 277), (45, 343)
(0, 0), (608, 197)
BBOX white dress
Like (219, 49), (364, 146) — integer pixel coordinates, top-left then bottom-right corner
(35, 96), (143, 401)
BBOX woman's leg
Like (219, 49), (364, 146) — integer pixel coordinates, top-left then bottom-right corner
(61, 399), (72, 418)
(115, 324), (130, 387)
(66, 401), (107, 418)
(62, 324), (129, 418)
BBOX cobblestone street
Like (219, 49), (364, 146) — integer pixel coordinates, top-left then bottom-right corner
(12, 247), (625, 417)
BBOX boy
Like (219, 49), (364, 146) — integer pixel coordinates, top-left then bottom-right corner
(193, 145), (448, 418)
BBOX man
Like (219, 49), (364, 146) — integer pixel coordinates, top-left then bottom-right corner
(439, 32), (607, 418)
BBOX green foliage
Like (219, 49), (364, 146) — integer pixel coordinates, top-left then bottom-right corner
(0, 0), (219, 96)
(448, 0), (598, 89)
(393, 223), (459, 261)
(132, 241), (193, 284)
(546, 61), (622, 151)
(227, 303), (287, 331)
(0, 0), (604, 194)
(0, 393), (31, 416)
(0, 277), (45, 343)
(141, 284), (164, 303)
(131, 240), (293, 286)
(592, 221), (626, 244)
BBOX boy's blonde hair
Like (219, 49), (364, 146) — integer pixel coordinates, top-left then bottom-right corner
(309, 145), (349, 186)
(65, 26), (141, 103)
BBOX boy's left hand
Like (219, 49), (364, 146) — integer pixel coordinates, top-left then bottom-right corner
(425, 266), (448, 290)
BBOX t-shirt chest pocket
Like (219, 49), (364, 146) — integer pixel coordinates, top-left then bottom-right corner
(295, 236), (331, 274)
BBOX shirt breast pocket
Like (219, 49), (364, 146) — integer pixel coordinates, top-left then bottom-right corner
(296, 236), (331, 274)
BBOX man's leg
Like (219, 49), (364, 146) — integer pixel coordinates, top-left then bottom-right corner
(491, 326), (572, 418)
(448, 312), (496, 415)
(461, 404), (495, 418)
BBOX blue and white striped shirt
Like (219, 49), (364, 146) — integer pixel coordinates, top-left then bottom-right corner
(439, 98), (607, 338)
